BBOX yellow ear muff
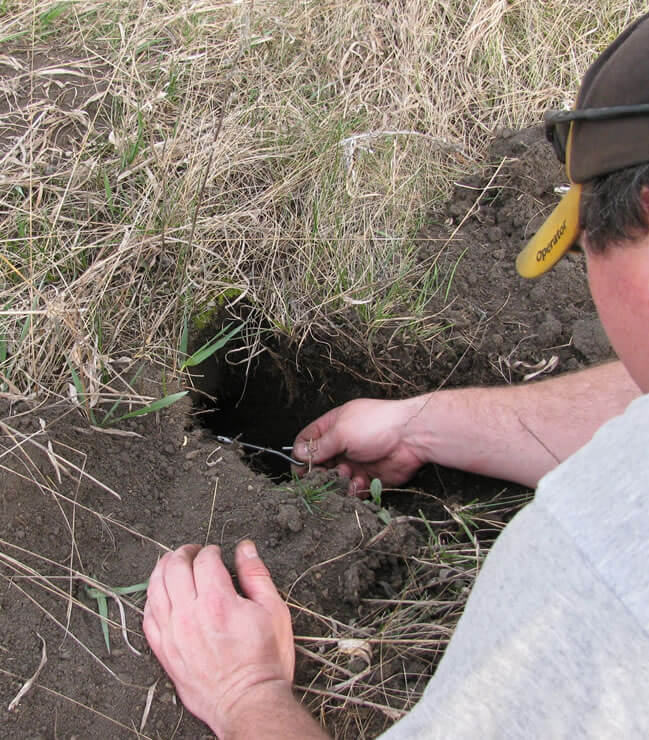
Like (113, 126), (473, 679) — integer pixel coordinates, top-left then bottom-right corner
(516, 184), (582, 278)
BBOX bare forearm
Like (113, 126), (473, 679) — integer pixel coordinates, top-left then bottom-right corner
(221, 681), (329, 740)
(403, 361), (639, 488)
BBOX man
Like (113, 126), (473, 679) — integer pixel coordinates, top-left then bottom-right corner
(143, 12), (649, 738)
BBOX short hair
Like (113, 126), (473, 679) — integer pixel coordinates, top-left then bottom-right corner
(580, 162), (649, 252)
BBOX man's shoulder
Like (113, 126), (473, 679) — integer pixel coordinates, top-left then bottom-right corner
(537, 390), (649, 628)
(601, 390), (649, 434)
(540, 390), (649, 495)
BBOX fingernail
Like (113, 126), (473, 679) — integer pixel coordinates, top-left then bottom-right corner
(240, 540), (257, 559)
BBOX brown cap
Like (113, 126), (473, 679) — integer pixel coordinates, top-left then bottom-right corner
(570, 11), (649, 183)
(517, 11), (649, 278)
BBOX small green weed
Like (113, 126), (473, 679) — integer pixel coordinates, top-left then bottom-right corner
(86, 580), (149, 654)
(369, 478), (391, 525)
(120, 110), (145, 169)
(39, 1), (71, 28)
(278, 474), (337, 516)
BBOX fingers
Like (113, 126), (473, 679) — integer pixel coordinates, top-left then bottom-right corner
(329, 458), (370, 497)
(142, 595), (162, 649)
(349, 474), (370, 498)
(163, 544), (201, 603)
(146, 553), (173, 623)
(292, 407), (344, 466)
(192, 545), (237, 602)
(148, 542), (283, 616)
(144, 546), (200, 657)
(234, 540), (283, 613)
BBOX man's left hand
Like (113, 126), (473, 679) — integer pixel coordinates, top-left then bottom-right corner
(143, 541), (295, 737)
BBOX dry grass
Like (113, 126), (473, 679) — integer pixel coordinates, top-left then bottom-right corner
(0, 0), (636, 404)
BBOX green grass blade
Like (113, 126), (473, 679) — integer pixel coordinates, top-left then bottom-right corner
(64, 355), (97, 425)
(444, 247), (469, 303)
(19, 312), (31, 344)
(110, 581), (149, 595)
(65, 355), (84, 397)
(417, 509), (436, 542)
(86, 581), (149, 654)
(100, 365), (145, 426)
(112, 390), (188, 422)
(86, 581), (149, 598)
(86, 580), (150, 652)
(102, 170), (115, 215)
(453, 510), (477, 546)
(180, 322), (243, 369)
(95, 592), (111, 653)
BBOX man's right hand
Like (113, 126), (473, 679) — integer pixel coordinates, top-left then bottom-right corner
(290, 363), (640, 494)
(291, 398), (430, 495)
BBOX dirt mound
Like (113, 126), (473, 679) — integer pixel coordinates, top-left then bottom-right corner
(0, 395), (419, 738)
(423, 125), (610, 384)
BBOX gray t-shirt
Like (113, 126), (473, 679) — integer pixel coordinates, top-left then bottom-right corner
(382, 393), (649, 739)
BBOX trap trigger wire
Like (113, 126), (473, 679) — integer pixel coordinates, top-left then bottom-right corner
(216, 435), (305, 466)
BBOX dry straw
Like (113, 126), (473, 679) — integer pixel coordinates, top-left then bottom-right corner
(0, 1), (636, 401)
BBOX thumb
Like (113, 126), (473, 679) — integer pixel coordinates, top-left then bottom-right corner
(235, 540), (282, 611)
(293, 407), (344, 466)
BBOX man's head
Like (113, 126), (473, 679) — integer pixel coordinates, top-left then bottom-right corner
(515, 12), (649, 393)
(516, 11), (649, 277)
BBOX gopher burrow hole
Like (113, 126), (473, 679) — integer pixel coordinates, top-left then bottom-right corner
(184, 318), (527, 522)
(187, 326), (372, 480)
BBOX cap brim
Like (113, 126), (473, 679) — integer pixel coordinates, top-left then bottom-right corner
(516, 184), (582, 278)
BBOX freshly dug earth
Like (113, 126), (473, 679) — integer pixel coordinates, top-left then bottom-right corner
(0, 128), (613, 738)
(0, 394), (420, 738)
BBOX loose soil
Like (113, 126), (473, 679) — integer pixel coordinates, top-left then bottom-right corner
(0, 125), (613, 739)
